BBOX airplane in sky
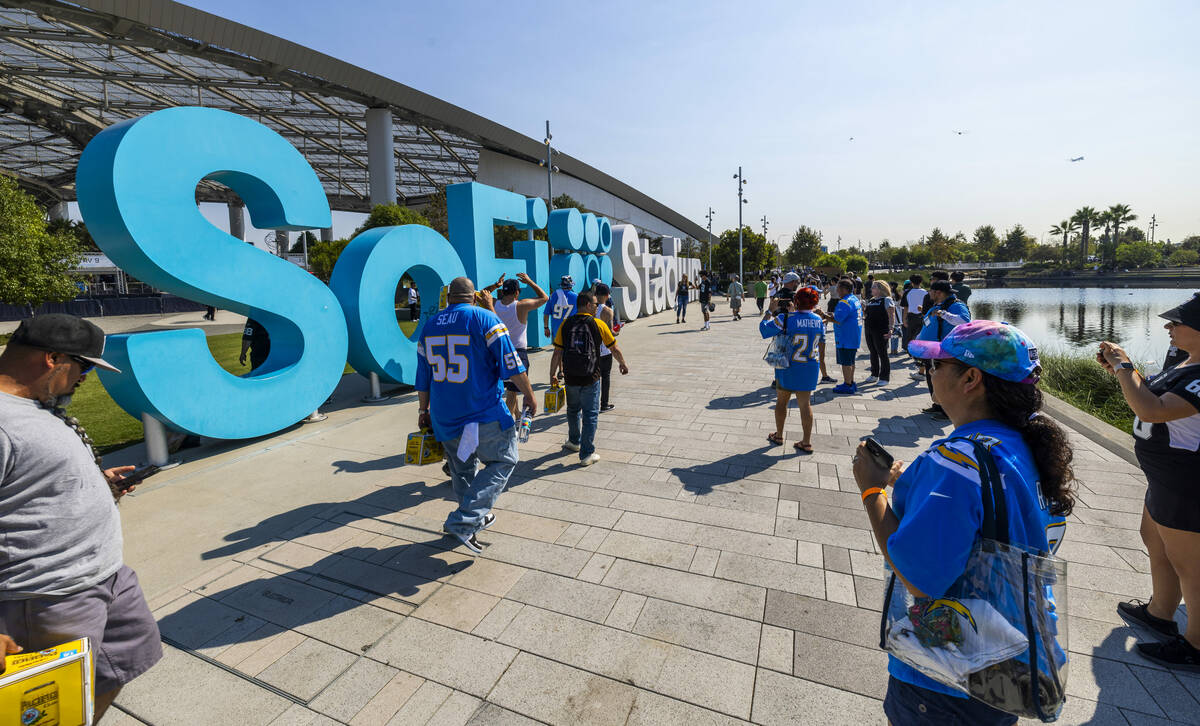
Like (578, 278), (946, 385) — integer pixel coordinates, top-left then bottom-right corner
(1069, 156), (1085, 162)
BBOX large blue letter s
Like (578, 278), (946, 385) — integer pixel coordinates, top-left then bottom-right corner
(76, 107), (347, 438)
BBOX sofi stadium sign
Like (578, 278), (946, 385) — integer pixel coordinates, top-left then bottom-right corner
(75, 107), (698, 439)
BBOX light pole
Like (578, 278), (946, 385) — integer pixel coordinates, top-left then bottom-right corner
(705, 207), (714, 271)
(761, 216), (769, 272)
(776, 234), (789, 270)
(734, 167), (748, 282)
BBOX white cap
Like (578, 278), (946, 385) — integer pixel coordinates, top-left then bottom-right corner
(782, 272), (801, 284)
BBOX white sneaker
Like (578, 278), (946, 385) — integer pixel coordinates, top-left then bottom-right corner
(909, 370), (924, 380)
(864, 376), (878, 384)
(878, 378), (890, 386)
(563, 441), (581, 452)
(580, 453), (600, 466)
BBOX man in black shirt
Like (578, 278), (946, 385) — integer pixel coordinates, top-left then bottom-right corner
(239, 317), (270, 372)
(698, 271), (716, 331)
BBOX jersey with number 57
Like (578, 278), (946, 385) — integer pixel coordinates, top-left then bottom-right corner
(416, 302), (526, 442)
(1133, 364), (1200, 490)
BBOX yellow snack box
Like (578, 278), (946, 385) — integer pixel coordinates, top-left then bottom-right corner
(1, 637), (93, 726)
(406, 429), (444, 465)
(544, 383), (565, 413)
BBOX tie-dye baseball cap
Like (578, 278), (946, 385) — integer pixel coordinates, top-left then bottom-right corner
(908, 320), (1041, 384)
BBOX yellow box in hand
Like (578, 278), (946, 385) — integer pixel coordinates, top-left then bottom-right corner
(1, 637), (93, 726)
(544, 383), (565, 413)
(406, 429), (444, 465)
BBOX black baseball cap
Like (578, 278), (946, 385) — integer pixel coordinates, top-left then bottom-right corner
(501, 278), (520, 295)
(9, 314), (121, 372)
(929, 280), (954, 294)
(1159, 294), (1200, 329)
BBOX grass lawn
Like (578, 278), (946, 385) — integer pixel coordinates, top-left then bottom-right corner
(68, 320), (417, 455)
(1039, 352), (1135, 434)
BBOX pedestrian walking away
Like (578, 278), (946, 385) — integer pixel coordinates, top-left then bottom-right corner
(493, 272), (549, 420)
(675, 273), (692, 323)
(754, 277), (768, 314)
(549, 291), (629, 465)
(1099, 295), (1200, 671)
(408, 283), (420, 322)
(761, 287), (823, 451)
(950, 270), (972, 309)
(544, 275), (578, 342)
(0, 314), (163, 722)
(727, 274), (745, 320)
(864, 280), (898, 385)
(856, 320), (1074, 725)
(416, 277), (537, 554)
(593, 283), (620, 411)
(902, 275), (926, 354)
(239, 315), (271, 372)
(698, 271), (717, 330)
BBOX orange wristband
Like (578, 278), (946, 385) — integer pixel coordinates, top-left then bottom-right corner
(861, 487), (887, 503)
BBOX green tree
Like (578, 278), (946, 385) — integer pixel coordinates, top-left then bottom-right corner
(885, 246), (909, 267)
(47, 218), (98, 252)
(1106, 204), (1136, 266)
(926, 227), (956, 264)
(1048, 219), (1079, 264)
(1071, 206), (1102, 266)
(814, 252), (844, 272)
(423, 187), (449, 237)
(713, 227), (772, 275)
(842, 253), (869, 274)
(785, 225), (823, 266)
(0, 178), (84, 306)
(307, 239), (350, 282)
(289, 230), (318, 253)
(972, 225), (999, 259)
(908, 246), (933, 266)
(1167, 249), (1199, 266)
(353, 203), (432, 237)
(1180, 235), (1200, 251)
(1115, 241), (1161, 268)
(997, 225), (1033, 261)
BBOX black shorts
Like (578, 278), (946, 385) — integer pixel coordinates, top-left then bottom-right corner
(504, 348), (530, 392)
(1145, 479), (1200, 532)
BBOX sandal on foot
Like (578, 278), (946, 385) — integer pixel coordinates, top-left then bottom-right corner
(767, 433), (784, 446)
(793, 442), (813, 452)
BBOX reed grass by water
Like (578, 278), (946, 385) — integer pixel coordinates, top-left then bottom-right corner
(1039, 353), (1134, 434)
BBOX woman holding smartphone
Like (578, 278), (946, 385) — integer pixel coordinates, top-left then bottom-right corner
(852, 320), (1074, 725)
(1099, 295), (1200, 671)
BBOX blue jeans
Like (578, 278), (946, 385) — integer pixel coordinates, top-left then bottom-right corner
(443, 420), (519, 537)
(676, 296), (688, 317)
(565, 380), (601, 459)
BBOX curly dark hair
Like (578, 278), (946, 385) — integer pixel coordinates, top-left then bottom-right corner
(981, 371), (1076, 516)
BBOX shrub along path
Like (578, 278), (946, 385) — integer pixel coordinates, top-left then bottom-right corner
(108, 299), (1188, 725)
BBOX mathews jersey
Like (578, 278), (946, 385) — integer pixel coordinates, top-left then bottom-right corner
(1134, 364), (1200, 491)
(546, 289), (578, 340)
(416, 303), (525, 441)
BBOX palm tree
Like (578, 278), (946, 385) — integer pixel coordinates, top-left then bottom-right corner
(1071, 207), (1102, 267)
(1107, 204), (1137, 262)
(1049, 219), (1079, 264)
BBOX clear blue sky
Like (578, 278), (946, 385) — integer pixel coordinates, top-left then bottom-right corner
(185, 0), (1200, 250)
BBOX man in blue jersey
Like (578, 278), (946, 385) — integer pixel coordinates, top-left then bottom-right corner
(819, 278), (862, 394)
(916, 280), (971, 420)
(543, 275), (578, 343)
(417, 277), (536, 554)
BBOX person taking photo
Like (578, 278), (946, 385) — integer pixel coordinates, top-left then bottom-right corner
(761, 287), (823, 452)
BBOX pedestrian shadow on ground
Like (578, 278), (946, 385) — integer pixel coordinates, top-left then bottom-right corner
(158, 533), (473, 655)
(201, 482), (454, 560)
(708, 386), (777, 410)
(1089, 612), (1190, 722)
(672, 446), (794, 496)
(331, 453), (409, 473)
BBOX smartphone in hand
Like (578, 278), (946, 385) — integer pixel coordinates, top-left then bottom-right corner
(862, 437), (894, 471)
(116, 464), (159, 491)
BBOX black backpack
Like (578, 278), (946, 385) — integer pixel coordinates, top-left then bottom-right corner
(562, 316), (600, 379)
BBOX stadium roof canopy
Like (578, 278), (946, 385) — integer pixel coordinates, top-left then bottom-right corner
(0, 0), (707, 239)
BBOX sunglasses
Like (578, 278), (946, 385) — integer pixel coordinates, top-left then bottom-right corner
(930, 358), (967, 373)
(67, 355), (96, 374)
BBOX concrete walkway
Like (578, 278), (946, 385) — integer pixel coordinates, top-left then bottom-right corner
(0, 309), (246, 336)
(104, 300), (1194, 725)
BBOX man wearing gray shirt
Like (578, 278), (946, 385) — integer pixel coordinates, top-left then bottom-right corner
(0, 314), (161, 721)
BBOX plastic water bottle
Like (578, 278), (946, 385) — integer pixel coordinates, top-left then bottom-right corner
(518, 412), (532, 443)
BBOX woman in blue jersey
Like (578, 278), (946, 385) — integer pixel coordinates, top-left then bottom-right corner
(761, 287), (824, 452)
(852, 320), (1076, 725)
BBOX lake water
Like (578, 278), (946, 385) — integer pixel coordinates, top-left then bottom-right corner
(967, 286), (1198, 363)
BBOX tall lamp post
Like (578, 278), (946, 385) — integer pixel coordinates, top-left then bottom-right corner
(734, 167), (748, 283)
(705, 207), (714, 271)
(761, 215), (769, 273)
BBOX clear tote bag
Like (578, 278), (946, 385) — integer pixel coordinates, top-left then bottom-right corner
(763, 313), (791, 369)
(879, 439), (1069, 722)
